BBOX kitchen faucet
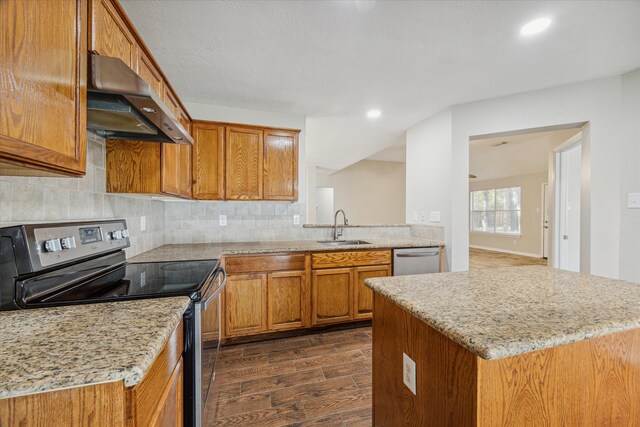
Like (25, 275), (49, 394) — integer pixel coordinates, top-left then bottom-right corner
(333, 209), (349, 240)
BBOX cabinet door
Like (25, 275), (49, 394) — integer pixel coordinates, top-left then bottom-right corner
(225, 274), (268, 337)
(0, 0), (86, 176)
(89, 0), (137, 68)
(263, 130), (298, 201)
(149, 357), (183, 427)
(353, 265), (391, 320)
(268, 271), (308, 331)
(136, 49), (163, 97)
(312, 268), (353, 325)
(161, 88), (191, 198)
(225, 127), (263, 200)
(192, 123), (225, 200)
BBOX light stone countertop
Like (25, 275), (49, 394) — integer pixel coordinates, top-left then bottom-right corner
(0, 297), (190, 399)
(302, 224), (409, 228)
(128, 238), (443, 263)
(365, 266), (640, 360)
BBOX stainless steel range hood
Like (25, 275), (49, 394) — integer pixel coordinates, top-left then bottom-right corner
(87, 54), (193, 144)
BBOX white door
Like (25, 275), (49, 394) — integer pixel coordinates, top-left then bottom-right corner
(556, 143), (581, 272)
(542, 183), (550, 259)
(316, 187), (334, 224)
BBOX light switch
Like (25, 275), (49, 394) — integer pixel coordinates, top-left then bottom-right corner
(420, 211), (426, 222)
(628, 193), (640, 209)
(429, 211), (441, 223)
(140, 216), (146, 231)
(219, 214), (227, 226)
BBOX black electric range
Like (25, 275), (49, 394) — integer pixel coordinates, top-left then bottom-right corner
(0, 220), (225, 427)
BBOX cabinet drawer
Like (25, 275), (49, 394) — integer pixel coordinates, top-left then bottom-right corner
(312, 250), (391, 269)
(127, 320), (183, 426)
(225, 254), (306, 274)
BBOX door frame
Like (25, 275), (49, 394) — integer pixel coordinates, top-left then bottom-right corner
(541, 183), (549, 259)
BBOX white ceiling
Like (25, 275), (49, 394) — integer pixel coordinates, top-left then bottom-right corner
(470, 128), (582, 181)
(120, 1), (640, 170)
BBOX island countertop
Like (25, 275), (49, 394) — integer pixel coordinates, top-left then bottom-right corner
(365, 266), (640, 360)
(128, 237), (442, 263)
(0, 297), (190, 399)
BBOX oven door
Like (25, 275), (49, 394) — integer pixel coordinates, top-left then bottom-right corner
(193, 267), (226, 426)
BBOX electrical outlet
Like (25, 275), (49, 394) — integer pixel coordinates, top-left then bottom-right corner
(403, 353), (417, 395)
(628, 193), (640, 209)
(293, 214), (300, 225)
(429, 211), (441, 223)
(140, 216), (146, 232)
(219, 214), (227, 226)
(420, 211), (426, 222)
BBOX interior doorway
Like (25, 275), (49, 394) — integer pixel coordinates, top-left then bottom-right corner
(542, 183), (550, 259)
(316, 187), (334, 224)
(555, 137), (582, 272)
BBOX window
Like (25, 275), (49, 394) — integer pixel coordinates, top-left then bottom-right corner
(470, 187), (521, 235)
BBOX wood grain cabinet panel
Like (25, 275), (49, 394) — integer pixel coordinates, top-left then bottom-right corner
(192, 122), (225, 200)
(0, 0), (87, 176)
(225, 127), (264, 200)
(268, 271), (307, 331)
(263, 130), (298, 201)
(312, 268), (354, 325)
(136, 48), (163, 96)
(311, 250), (392, 269)
(161, 88), (191, 199)
(353, 265), (390, 320)
(89, 0), (137, 68)
(148, 357), (183, 427)
(106, 141), (161, 193)
(225, 274), (268, 337)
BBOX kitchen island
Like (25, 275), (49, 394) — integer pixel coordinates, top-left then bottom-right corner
(365, 266), (640, 426)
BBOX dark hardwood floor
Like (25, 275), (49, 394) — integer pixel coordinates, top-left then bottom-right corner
(205, 327), (373, 426)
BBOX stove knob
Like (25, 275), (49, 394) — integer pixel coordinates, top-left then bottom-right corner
(61, 236), (76, 250)
(44, 239), (62, 252)
(121, 229), (129, 239)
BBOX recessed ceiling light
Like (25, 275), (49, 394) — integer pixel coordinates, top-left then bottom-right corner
(520, 17), (551, 36)
(367, 109), (381, 119)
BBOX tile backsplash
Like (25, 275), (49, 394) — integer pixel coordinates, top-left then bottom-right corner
(0, 133), (432, 257)
(0, 133), (165, 257)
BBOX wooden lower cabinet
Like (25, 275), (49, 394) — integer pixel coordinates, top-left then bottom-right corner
(353, 265), (391, 320)
(311, 264), (391, 325)
(311, 268), (353, 325)
(225, 273), (268, 337)
(0, 320), (184, 427)
(268, 270), (308, 330)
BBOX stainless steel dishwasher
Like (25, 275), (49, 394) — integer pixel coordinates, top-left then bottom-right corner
(393, 247), (441, 275)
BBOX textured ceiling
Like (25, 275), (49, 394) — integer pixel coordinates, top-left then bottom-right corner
(470, 128), (582, 181)
(120, 0), (640, 170)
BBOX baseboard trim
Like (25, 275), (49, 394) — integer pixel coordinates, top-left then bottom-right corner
(470, 245), (543, 259)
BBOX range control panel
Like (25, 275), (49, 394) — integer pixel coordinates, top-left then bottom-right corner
(30, 220), (130, 269)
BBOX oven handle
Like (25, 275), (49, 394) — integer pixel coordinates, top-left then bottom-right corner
(202, 267), (226, 311)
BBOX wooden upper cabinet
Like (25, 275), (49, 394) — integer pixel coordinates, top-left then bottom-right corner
(136, 49), (163, 97)
(263, 130), (299, 201)
(0, 0), (87, 176)
(89, 0), (137, 68)
(225, 127), (264, 200)
(161, 87), (191, 199)
(192, 122), (225, 200)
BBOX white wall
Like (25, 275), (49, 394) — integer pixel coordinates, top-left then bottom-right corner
(406, 109), (453, 270)
(470, 172), (547, 257)
(619, 69), (640, 282)
(316, 160), (406, 225)
(407, 76), (626, 277)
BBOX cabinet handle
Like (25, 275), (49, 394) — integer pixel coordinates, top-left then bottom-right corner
(396, 252), (439, 258)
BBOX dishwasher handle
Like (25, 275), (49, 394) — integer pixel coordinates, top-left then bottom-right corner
(395, 252), (439, 258)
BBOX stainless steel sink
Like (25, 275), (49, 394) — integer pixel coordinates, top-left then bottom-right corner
(317, 240), (371, 246)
